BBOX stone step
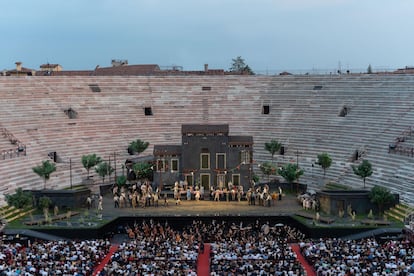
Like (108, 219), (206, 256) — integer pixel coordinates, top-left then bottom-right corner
(384, 210), (404, 222)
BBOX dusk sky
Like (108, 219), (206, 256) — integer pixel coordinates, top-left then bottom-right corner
(1, 0), (413, 74)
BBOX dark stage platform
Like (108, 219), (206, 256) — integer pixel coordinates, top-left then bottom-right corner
(4, 194), (403, 241)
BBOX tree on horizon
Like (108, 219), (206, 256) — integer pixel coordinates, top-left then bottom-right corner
(367, 64), (373, 74)
(229, 56), (255, 75)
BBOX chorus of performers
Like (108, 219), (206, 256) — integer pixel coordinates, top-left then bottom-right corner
(111, 179), (282, 208)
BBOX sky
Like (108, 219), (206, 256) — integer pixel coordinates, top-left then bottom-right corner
(1, 0), (413, 74)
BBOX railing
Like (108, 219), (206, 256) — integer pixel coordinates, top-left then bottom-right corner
(0, 128), (26, 160)
(388, 126), (414, 157)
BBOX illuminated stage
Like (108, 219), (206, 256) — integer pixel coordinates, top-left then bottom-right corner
(6, 194), (401, 241)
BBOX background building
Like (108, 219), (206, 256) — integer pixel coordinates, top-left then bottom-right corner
(153, 124), (253, 195)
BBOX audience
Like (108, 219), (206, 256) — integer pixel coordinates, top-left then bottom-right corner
(300, 237), (414, 276)
(206, 220), (306, 276)
(1, 219), (413, 276)
(101, 219), (199, 275)
(100, 219), (306, 276)
(0, 238), (111, 275)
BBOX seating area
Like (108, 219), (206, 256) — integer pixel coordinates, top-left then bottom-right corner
(0, 238), (112, 275)
(1, 74), (414, 206)
(94, 218), (308, 275)
(300, 237), (414, 275)
(208, 221), (306, 275)
(1, 217), (413, 275)
(101, 220), (199, 275)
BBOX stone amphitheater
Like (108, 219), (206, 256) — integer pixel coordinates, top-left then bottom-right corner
(1, 74), (414, 206)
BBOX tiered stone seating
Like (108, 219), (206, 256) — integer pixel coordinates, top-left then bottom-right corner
(1, 74), (414, 206)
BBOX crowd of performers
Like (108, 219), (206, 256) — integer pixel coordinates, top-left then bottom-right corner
(110, 180), (284, 209)
(111, 180), (161, 209)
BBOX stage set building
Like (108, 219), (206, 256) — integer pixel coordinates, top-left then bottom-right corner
(153, 124), (253, 194)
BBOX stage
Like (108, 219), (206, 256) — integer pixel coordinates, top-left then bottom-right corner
(98, 193), (302, 218)
(3, 193), (404, 241)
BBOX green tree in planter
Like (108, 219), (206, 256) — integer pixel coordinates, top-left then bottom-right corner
(38, 196), (52, 210)
(351, 160), (373, 189)
(116, 175), (127, 188)
(32, 160), (57, 190)
(39, 196), (52, 223)
(259, 161), (278, 182)
(369, 185), (394, 216)
(278, 163), (304, 193)
(251, 174), (260, 185)
(316, 152), (332, 177)
(95, 162), (114, 184)
(265, 139), (282, 163)
(5, 188), (32, 209)
(81, 154), (102, 179)
(128, 139), (149, 155)
(133, 162), (153, 181)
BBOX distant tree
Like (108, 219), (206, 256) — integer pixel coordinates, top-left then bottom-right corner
(259, 161), (278, 182)
(265, 139), (282, 163)
(95, 162), (114, 185)
(229, 56), (245, 72)
(278, 163), (304, 192)
(133, 162), (153, 181)
(128, 139), (149, 155)
(81, 154), (102, 179)
(369, 185), (394, 216)
(316, 152), (332, 177)
(367, 64), (373, 74)
(32, 160), (57, 189)
(229, 56), (255, 75)
(351, 160), (373, 189)
(5, 188), (32, 209)
(243, 65), (255, 75)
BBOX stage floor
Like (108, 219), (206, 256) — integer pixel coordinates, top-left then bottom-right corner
(99, 193), (302, 219)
